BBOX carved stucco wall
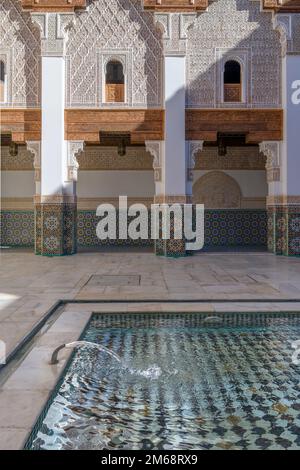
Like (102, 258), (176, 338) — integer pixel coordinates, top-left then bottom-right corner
(66, 0), (163, 108)
(193, 171), (243, 208)
(0, 0), (40, 107)
(0, 0), (283, 109)
(186, 0), (282, 108)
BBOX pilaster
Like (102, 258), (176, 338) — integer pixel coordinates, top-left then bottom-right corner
(30, 12), (78, 256)
(151, 13), (198, 256)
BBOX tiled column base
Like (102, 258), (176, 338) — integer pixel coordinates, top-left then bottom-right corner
(155, 238), (186, 257)
(153, 198), (187, 257)
(34, 202), (77, 256)
(268, 205), (300, 256)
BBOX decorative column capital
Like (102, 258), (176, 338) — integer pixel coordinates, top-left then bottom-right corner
(67, 141), (85, 182)
(145, 140), (164, 182)
(31, 12), (75, 56)
(26, 140), (41, 182)
(155, 12), (198, 54)
(259, 141), (281, 182)
(186, 140), (203, 181)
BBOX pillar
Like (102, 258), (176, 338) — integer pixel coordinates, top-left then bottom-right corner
(269, 14), (300, 256)
(31, 13), (79, 256)
(152, 13), (198, 256)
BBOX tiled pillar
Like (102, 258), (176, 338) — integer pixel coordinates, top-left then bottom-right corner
(147, 53), (187, 256)
(259, 141), (282, 254)
(265, 15), (300, 256)
(31, 13), (79, 256)
(149, 13), (199, 256)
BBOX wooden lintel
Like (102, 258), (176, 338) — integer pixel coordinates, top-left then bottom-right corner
(262, 1), (300, 13)
(20, 0), (86, 12)
(186, 109), (283, 143)
(65, 109), (165, 144)
(0, 109), (41, 143)
(143, 0), (208, 12)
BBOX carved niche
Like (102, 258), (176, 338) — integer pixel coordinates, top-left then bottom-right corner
(193, 171), (242, 209)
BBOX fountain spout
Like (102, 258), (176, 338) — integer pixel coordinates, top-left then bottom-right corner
(50, 344), (67, 365)
(50, 341), (121, 365)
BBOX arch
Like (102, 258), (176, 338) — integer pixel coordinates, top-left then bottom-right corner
(193, 171), (242, 209)
(105, 60), (125, 103)
(223, 60), (242, 103)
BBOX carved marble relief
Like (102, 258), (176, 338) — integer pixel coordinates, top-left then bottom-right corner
(186, 0), (282, 108)
(66, 0), (163, 108)
(0, 0), (40, 107)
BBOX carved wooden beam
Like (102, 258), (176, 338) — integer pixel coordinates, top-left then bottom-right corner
(0, 109), (41, 143)
(20, 0), (86, 12)
(262, 0), (300, 13)
(186, 109), (283, 143)
(142, 0), (208, 12)
(65, 109), (165, 144)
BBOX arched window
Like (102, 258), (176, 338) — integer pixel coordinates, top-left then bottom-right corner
(224, 60), (241, 103)
(105, 60), (125, 103)
(0, 60), (5, 103)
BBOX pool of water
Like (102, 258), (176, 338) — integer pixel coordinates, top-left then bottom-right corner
(26, 313), (300, 450)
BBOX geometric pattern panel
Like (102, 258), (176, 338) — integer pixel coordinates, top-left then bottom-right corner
(0, 209), (269, 250)
(77, 210), (153, 247)
(204, 210), (267, 247)
(0, 211), (34, 246)
(66, 0), (162, 108)
(187, 0), (281, 108)
(0, 0), (40, 107)
(78, 209), (268, 248)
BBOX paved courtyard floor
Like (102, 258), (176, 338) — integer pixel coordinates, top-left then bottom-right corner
(2, 248), (300, 449)
(1, 248), (300, 359)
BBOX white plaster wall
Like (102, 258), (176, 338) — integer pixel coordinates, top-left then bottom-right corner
(78, 171), (155, 197)
(164, 56), (186, 195)
(1, 169), (266, 200)
(193, 170), (267, 198)
(1, 171), (35, 197)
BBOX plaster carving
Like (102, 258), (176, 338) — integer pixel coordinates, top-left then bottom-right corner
(66, 0), (163, 107)
(26, 140), (41, 182)
(77, 145), (153, 170)
(98, 50), (132, 107)
(186, 0), (282, 108)
(193, 171), (242, 208)
(31, 12), (75, 56)
(67, 140), (85, 181)
(145, 141), (163, 181)
(259, 141), (281, 182)
(186, 140), (203, 181)
(273, 14), (292, 56)
(0, 0), (40, 107)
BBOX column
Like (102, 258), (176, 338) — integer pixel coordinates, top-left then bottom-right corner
(271, 14), (300, 256)
(152, 13), (197, 256)
(259, 141), (282, 254)
(31, 13), (78, 256)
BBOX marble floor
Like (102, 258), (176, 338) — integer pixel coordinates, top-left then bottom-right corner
(2, 248), (300, 449)
(1, 249), (300, 362)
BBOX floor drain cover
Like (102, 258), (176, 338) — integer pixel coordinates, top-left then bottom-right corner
(86, 275), (141, 287)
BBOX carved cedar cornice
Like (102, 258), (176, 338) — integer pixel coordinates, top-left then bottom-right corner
(20, 0), (86, 13)
(262, 1), (300, 13)
(143, 0), (208, 12)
